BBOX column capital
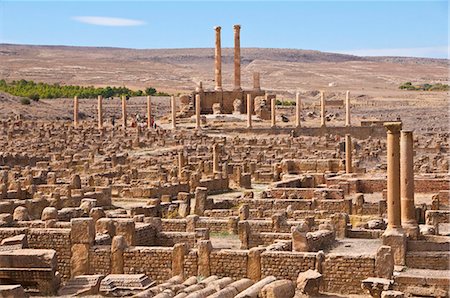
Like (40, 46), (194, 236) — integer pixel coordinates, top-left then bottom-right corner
(214, 26), (221, 31)
(384, 122), (402, 134)
(233, 24), (241, 30)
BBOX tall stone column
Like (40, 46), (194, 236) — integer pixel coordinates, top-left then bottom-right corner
(382, 122), (406, 265)
(295, 92), (301, 128)
(178, 151), (185, 178)
(73, 96), (79, 128)
(345, 90), (351, 127)
(320, 91), (326, 127)
(195, 94), (201, 130)
(253, 72), (261, 91)
(212, 143), (220, 173)
(246, 94), (252, 129)
(171, 96), (176, 129)
(97, 95), (103, 129)
(271, 96), (276, 128)
(214, 26), (222, 91)
(233, 24), (241, 91)
(146, 96), (152, 129)
(401, 130), (419, 239)
(121, 95), (127, 129)
(345, 134), (352, 174)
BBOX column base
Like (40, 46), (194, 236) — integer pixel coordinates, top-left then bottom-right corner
(214, 87), (223, 91)
(382, 228), (406, 266)
(402, 222), (419, 240)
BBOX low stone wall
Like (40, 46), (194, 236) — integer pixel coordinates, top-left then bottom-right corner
(210, 249), (248, 279)
(406, 251), (450, 270)
(260, 251), (317, 280)
(89, 245), (111, 275)
(322, 254), (376, 294)
(135, 223), (156, 246)
(156, 232), (196, 249)
(249, 232), (291, 248)
(183, 249), (198, 278)
(197, 218), (229, 233)
(161, 219), (187, 232)
(123, 246), (173, 284)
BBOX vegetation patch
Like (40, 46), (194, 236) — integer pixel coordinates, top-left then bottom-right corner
(399, 82), (449, 91)
(0, 79), (170, 100)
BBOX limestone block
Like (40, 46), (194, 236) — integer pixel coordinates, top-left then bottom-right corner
(71, 174), (82, 189)
(71, 218), (95, 245)
(260, 279), (295, 298)
(172, 243), (186, 278)
(238, 221), (250, 249)
(381, 231), (406, 266)
(197, 240), (212, 277)
(0, 285), (28, 298)
(193, 187), (207, 216)
(297, 269), (322, 296)
(89, 207), (105, 222)
(375, 246), (394, 279)
(71, 243), (90, 277)
(0, 234), (28, 248)
(114, 219), (136, 246)
(80, 198), (97, 214)
(13, 206), (29, 221)
(292, 223), (309, 252)
(381, 290), (405, 298)
(186, 215), (198, 233)
(239, 204), (249, 220)
(248, 247), (265, 281)
(227, 216), (238, 235)
(111, 235), (127, 274)
(96, 217), (115, 236)
(41, 207), (58, 221)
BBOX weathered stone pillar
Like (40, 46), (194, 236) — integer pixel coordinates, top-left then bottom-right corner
(111, 235), (127, 274)
(214, 26), (222, 91)
(70, 218), (95, 277)
(233, 24), (241, 91)
(401, 130), (419, 239)
(198, 240), (212, 277)
(295, 92), (301, 128)
(345, 90), (351, 127)
(271, 97), (276, 128)
(97, 95), (103, 129)
(238, 221), (250, 249)
(195, 94), (201, 130)
(178, 151), (185, 178)
(146, 96), (152, 129)
(172, 243), (186, 278)
(121, 95), (127, 129)
(171, 96), (176, 129)
(247, 94), (252, 129)
(345, 134), (353, 174)
(193, 187), (207, 216)
(73, 96), (79, 128)
(320, 91), (325, 127)
(253, 72), (260, 91)
(212, 143), (220, 173)
(248, 247), (265, 281)
(382, 122), (406, 266)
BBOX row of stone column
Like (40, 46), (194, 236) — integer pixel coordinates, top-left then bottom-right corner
(73, 95), (153, 130)
(383, 122), (418, 265)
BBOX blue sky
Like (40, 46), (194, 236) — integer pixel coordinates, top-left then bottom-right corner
(0, 1), (448, 58)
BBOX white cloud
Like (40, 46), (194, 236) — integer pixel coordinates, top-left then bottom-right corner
(335, 46), (449, 59)
(72, 16), (146, 27)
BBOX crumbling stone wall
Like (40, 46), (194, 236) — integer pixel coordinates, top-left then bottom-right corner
(89, 245), (111, 275)
(322, 254), (375, 294)
(260, 251), (316, 280)
(184, 249), (198, 278)
(210, 250), (248, 279)
(135, 224), (156, 246)
(123, 246), (172, 284)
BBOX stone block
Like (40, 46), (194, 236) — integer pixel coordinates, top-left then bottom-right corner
(297, 269), (322, 296)
(71, 218), (95, 245)
(260, 279), (295, 298)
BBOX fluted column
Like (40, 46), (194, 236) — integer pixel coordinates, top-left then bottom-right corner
(121, 95), (127, 129)
(384, 122), (403, 231)
(295, 92), (301, 128)
(401, 130), (418, 238)
(146, 96), (152, 129)
(271, 97), (276, 128)
(195, 94), (201, 130)
(97, 95), (103, 129)
(171, 96), (176, 130)
(345, 90), (351, 127)
(73, 96), (79, 128)
(345, 134), (352, 174)
(214, 26), (222, 91)
(234, 24), (241, 91)
(246, 94), (252, 129)
(320, 91), (326, 127)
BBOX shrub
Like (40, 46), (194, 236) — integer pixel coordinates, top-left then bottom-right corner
(20, 98), (31, 105)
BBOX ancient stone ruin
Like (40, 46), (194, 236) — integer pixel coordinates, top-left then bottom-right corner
(0, 25), (448, 298)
